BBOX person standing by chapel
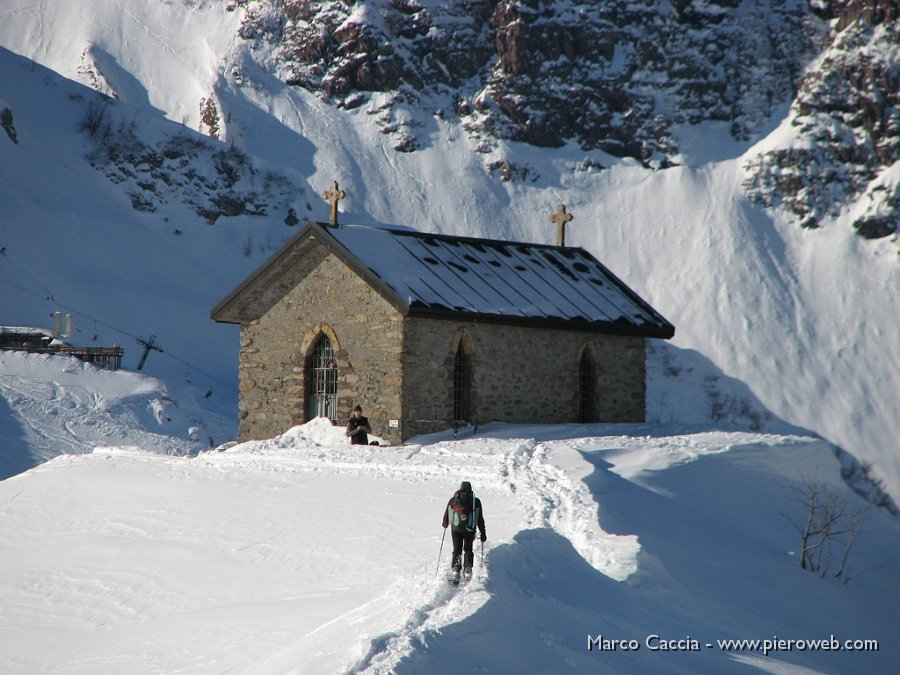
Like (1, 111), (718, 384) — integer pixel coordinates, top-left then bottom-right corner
(346, 405), (372, 445)
(442, 481), (487, 583)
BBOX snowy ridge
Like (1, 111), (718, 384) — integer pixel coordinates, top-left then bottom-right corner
(501, 439), (640, 582)
(3, 407), (898, 673)
(218, 419), (637, 581)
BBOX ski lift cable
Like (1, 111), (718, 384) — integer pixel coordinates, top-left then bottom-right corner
(0, 276), (230, 387)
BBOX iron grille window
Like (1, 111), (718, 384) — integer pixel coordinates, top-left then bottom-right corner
(453, 342), (469, 422)
(578, 351), (594, 423)
(307, 334), (338, 423)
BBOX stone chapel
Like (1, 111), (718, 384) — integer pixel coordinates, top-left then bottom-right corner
(211, 202), (674, 445)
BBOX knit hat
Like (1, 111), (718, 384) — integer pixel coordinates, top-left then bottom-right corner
(459, 481), (472, 492)
(353, 405), (362, 412)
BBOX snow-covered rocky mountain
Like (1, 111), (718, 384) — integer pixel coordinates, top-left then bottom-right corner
(238, 0), (811, 156)
(1, 1), (898, 492)
(232, 0), (898, 235)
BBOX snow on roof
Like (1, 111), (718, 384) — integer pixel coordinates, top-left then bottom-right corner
(0, 326), (55, 338)
(212, 223), (674, 338)
(328, 224), (675, 337)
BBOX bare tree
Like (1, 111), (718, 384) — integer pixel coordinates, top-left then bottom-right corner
(80, 99), (112, 137)
(787, 473), (871, 583)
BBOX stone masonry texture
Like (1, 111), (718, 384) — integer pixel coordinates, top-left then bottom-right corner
(237, 248), (647, 445)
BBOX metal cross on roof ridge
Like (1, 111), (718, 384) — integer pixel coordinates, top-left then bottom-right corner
(550, 204), (574, 247)
(322, 180), (346, 226)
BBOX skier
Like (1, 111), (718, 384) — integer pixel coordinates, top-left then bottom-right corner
(442, 481), (487, 584)
(346, 405), (371, 445)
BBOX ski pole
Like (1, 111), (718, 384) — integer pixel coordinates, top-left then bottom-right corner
(435, 527), (447, 579)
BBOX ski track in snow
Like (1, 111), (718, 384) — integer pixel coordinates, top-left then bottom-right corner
(1, 376), (100, 456)
(232, 424), (812, 674)
(350, 566), (492, 674)
(0, 353), (225, 473)
(211, 423), (644, 673)
(219, 428), (637, 577)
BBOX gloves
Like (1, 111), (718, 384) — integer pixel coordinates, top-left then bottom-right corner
(480, 533), (487, 542)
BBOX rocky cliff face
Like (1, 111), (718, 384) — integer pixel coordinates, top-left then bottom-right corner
(743, 0), (898, 237)
(231, 0), (896, 238)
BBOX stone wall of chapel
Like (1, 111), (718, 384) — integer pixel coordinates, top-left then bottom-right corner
(401, 318), (646, 439)
(237, 250), (404, 444)
(234, 247), (648, 445)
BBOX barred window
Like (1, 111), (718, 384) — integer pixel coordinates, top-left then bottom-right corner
(453, 342), (470, 422)
(307, 334), (338, 423)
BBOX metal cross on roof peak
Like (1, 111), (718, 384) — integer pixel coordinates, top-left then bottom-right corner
(323, 180), (346, 226)
(550, 204), (574, 247)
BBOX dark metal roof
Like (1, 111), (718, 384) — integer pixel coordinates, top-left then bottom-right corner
(211, 222), (675, 339)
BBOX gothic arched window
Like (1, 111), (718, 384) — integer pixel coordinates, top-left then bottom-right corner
(453, 341), (471, 422)
(578, 349), (595, 423)
(307, 334), (338, 423)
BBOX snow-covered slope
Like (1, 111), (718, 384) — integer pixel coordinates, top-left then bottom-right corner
(0, 351), (231, 479)
(0, 0), (897, 501)
(1, 411), (898, 674)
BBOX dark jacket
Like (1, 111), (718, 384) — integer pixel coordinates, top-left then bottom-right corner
(346, 415), (371, 445)
(442, 490), (486, 538)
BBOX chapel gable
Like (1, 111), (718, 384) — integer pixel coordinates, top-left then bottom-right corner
(212, 204), (674, 444)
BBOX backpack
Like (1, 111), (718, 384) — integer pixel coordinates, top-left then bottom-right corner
(448, 491), (477, 533)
